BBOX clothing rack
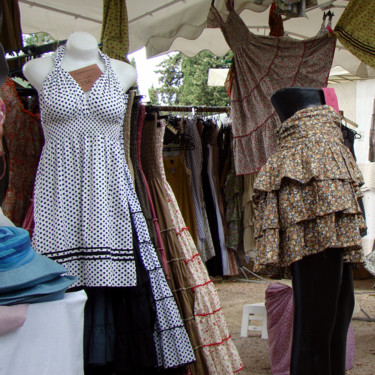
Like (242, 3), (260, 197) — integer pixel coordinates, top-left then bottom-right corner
(146, 105), (231, 114)
(5, 40), (67, 61)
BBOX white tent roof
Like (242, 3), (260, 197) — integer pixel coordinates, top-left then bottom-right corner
(18, 0), (375, 78)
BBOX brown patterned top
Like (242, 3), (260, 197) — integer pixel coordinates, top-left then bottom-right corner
(253, 105), (366, 272)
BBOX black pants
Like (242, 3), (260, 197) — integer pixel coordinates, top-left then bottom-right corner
(290, 249), (354, 375)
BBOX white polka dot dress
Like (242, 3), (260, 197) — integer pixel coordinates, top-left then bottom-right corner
(32, 45), (136, 288)
(32, 46), (196, 368)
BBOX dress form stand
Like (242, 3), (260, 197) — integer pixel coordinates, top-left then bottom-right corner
(23, 31), (136, 94)
(271, 87), (355, 375)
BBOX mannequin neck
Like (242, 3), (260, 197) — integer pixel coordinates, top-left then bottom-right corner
(271, 87), (325, 123)
(62, 32), (104, 72)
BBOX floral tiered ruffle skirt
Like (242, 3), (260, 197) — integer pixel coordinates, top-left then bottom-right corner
(253, 105), (366, 273)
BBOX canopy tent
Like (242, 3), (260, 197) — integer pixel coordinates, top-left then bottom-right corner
(17, 0), (375, 79)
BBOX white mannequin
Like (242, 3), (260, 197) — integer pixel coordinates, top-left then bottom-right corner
(23, 31), (137, 93)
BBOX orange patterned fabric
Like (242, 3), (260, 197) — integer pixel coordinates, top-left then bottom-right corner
(0, 78), (44, 226)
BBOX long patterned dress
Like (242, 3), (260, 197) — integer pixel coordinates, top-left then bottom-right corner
(156, 121), (244, 374)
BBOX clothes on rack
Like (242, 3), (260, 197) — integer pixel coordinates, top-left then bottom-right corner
(140, 112), (208, 375)
(164, 153), (199, 245)
(185, 117), (216, 262)
(153, 119), (243, 374)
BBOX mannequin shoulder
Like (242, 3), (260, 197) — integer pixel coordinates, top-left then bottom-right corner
(23, 55), (55, 92)
(110, 59), (137, 93)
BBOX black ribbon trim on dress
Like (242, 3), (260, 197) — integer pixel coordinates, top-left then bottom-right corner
(42, 246), (133, 256)
(154, 323), (186, 334)
(54, 255), (135, 263)
(335, 26), (375, 54)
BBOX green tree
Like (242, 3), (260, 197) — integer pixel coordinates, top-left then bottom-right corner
(149, 50), (232, 106)
(23, 32), (55, 46)
(148, 84), (159, 105)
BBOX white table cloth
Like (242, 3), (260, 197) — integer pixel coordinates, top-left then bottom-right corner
(0, 290), (87, 375)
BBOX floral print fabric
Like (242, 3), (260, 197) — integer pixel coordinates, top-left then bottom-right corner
(0, 78), (44, 226)
(253, 105), (366, 273)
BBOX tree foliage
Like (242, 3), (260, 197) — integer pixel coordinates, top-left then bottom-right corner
(23, 32), (55, 46)
(149, 50), (233, 106)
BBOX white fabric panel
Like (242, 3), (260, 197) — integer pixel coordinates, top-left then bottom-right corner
(0, 290), (87, 375)
(207, 68), (229, 87)
(19, 0), (103, 41)
(17, 0), (361, 68)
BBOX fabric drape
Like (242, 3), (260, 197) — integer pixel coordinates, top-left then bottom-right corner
(335, 0), (375, 70)
(100, 0), (130, 62)
(211, 4), (336, 175)
(0, 78), (43, 227)
(0, 0), (23, 51)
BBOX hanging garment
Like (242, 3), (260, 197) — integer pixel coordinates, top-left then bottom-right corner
(211, 5), (336, 175)
(140, 113), (208, 375)
(224, 147), (244, 255)
(82, 233), (157, 373)
(335, 0), (375, 70)
(0, 78), (44, 227)
(201, 123), (223, 276)
(185, 117), (215, 262)
(31, 45), (195, 369)
(130, 102), (168, 276)
(0, 0), (23, 51)
(207, 143), (230, 276)
(164, 153), (198, 246)
(32, 45), (136, 288)
(156, 121), (244, 375)
(242, 174), (258, 261)
(253, 105), (366, 274)
(100, 0), (130, 62)
(369, 99), (375, 162)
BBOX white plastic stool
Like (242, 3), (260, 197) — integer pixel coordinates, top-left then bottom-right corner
(240, 302), (268, 339)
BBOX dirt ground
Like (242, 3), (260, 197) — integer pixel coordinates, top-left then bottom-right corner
(214, 277), (375, 375)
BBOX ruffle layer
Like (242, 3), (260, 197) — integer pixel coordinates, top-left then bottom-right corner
(175, 229), (244, 374)
(138, 243), (196, 368)
(153, 324), (196, 369)
(254, 128), (364, 193)
(254, 179), (363, 232)
(254, 210), (365, 272)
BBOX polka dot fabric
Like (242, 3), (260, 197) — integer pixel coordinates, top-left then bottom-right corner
(120, 133), (196, 368)
(33, 45), (195, 368)
(32, 45), (136, 288)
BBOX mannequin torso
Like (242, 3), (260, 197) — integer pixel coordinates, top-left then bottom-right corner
(271, 87), (325, 123)
(23, 31), (137, 94)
